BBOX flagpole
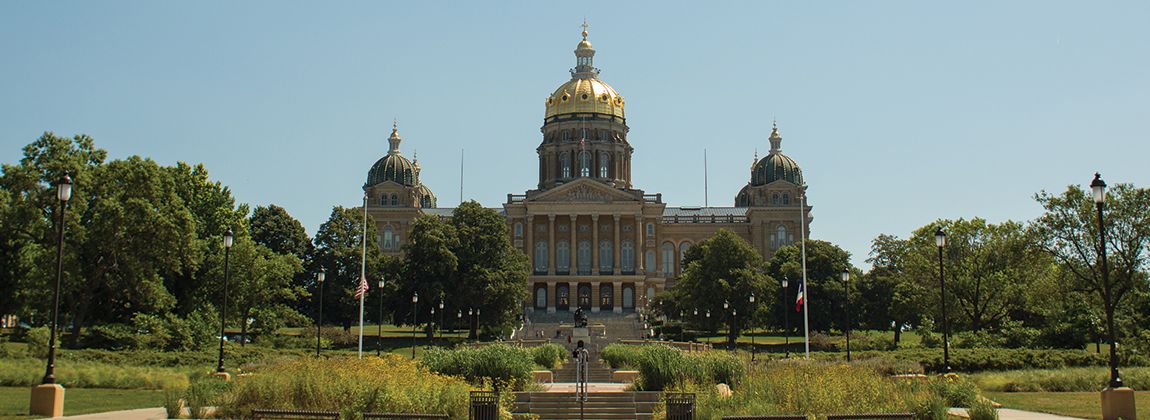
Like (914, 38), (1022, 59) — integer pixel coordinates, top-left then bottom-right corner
(800, 189), (810, 359)
(358, 194), (368, 358)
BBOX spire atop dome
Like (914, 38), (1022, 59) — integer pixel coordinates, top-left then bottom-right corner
(769, 120), (782, 153)
(573, 21), (598, 78)
(753, 149), (759, 168)
(388, 119), (402, 154)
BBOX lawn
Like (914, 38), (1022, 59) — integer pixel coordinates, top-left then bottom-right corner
(985, 391), (1150, 419)
(0, 387), (164, 420)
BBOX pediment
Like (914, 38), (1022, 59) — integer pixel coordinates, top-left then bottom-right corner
(529, 179), (640, 203)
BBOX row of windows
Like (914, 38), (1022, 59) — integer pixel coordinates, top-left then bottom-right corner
(378, 193), (433, 208)
(557, 128), (615, 143)
(380, 226), (402, 251)
(557, 151), (611, 178)
(530, 239), (695, 277)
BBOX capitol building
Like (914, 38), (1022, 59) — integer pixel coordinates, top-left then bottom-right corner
(363, 29), (811, 315)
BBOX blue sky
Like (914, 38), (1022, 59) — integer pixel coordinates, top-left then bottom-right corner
(2, 1), (1147, 268)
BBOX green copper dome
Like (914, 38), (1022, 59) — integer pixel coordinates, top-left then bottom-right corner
(366, 125), (417, 187)
(751, 124), (803, 186)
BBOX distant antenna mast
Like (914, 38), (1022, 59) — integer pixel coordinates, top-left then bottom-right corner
(704, 148), (709, 207)
(459, 148), (465, 204)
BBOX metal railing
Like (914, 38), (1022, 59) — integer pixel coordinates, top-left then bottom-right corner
(251, 409), (340, 420)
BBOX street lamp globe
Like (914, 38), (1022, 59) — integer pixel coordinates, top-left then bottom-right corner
(412, 292), (418, 304)
(438, 301), (444, 310)
(469, 308), (473, 316)
(224, 228), (234, 248)
(457, 310), (462, 319)
(693, 308), (698, 316)
(1091, 173), (1107, 204)
(935, 228), (946, 248)
(377, 279), (384, 288)
(781, 277), (789, 288)
(723, 300), (729, 310)
(749, 293), (755, 304)
(317, 270), (325, 283)
(57, 174), (73, 202)
(841, 269), (849, 282)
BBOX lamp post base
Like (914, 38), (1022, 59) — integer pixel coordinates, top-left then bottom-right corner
(1101, 386), (1136, 420)
(209, 372), (232, 382)
(29, 383), (65, 417)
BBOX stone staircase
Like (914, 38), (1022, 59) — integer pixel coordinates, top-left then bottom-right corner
(512, 392), (661, 420)
(552, 353), (614, 383)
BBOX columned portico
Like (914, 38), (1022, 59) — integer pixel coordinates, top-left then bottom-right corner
(590, 282), (600, 313)
(591, 214), (600, 276)
(547, 214), (556, 275)
(612, 214), (621, 274)
(546, 282), (556, 314)
(612, 281), (623, 314)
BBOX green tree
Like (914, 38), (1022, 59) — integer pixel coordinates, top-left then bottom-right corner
(450, 202), (529, 339)
(1032, 183), (1150, 355)
(208, 236), (305, 345)
(250, 204), (312, 260)
(766, 240), (852, 333)
(666, 229), (774, 345)
(860, 234), (929, 346)
(312, 205), (383, 330)
(394, 215), (457, 336)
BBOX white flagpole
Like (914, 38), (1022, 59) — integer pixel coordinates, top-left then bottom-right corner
(358, 194), (368, 358)
(800, 189), (810, 359)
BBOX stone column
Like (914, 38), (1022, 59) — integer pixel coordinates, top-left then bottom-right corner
(613, 214), (621, 274)
(569, 215), (578, 275)
(526, 215), (534, 272)
(635, 214), (644, 273)
(547, 282), (556, 314)
(548, 214), (556, 275)
(591, 282), (600, 313)
(612, 281), (623, 314)
(591, 214), (600, 275)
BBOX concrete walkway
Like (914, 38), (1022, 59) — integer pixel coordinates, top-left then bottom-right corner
(949, 407), (1086, 420)
(56, 407), (167, 420)
(541, 382), (630, 393)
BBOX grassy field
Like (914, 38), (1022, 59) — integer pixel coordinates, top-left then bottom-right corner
(0, 387), (164, 420)
(276, 324), (471, 338)
(986, 391), (1149, 419)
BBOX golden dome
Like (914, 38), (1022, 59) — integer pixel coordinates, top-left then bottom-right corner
(544, 27), (625, 119)
(545, 78), (625, 119)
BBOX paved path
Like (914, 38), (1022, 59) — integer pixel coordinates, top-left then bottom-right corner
(949, 407), (1085, 420)
(57, 407), (167, 420)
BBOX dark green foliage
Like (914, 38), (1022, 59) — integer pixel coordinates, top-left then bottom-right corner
(927, 374), (979, 407)
(968, 397), (999, 420)
(312, 205), (385, 329)
(842, 348), (1109, 373)
(531, 343), (566, 369)
(767, 240), (852, 333)
(420, 344), (535, 391)
(25, 326), (49, 358)
(250, 204), (312, 260)
(599, 344), (744, 391)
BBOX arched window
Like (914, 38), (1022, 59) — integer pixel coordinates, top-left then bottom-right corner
(645, 250), (656, 273)
(661, 242), (675, 275)
(623, 286), (634, 309)
(535, 286), (547, 309)
(557, 241), (571, 272)
(599, 152), (610, 178)
(621, 240), (635, 273)
(394, 233), (401, 248)
(777, 225), (788, 247)
(390, 193), (399, 207)
(383, 226), (394, 251)
(560, 152), (571, 178)
(534, 242), (549, 273)
(580, 151), (591, 177)
(380, 194), (388, 206)
(561, 131), (570, 142)
(772, 193), (780, 205)
(514, 222), (523, 237)
(577, 241), (592, 275)
(783, 193), (791, 205)
(646, 223), (655, 237)
(599, 240), (613, 273)
(679, 242), (692, 270)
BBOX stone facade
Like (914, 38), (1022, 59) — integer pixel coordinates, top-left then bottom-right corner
(362, 29), (812, 315)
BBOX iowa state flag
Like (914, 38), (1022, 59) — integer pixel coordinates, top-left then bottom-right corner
(795, 282), (805, 313)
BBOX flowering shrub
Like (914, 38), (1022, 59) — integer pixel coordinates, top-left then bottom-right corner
(531, 343), (566, 369)
(420, 344), (535, 391)
(599, 344), (744, 391)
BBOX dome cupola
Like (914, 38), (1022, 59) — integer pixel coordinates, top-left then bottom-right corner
(544, 24), (625, 120)
(750, 123), (803, 186)
(366, 122), (418, 187)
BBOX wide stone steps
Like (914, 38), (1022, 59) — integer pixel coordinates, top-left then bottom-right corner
(514, 392), (653, 420)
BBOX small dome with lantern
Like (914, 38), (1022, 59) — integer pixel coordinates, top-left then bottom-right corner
(366, 123), (418, 187)
(751, 123), (803, 186)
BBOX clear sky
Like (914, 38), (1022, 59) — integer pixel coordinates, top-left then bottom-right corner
(2, 1), (1147, 268)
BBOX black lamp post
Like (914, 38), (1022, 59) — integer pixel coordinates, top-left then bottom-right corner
(1092, 173), (1123, 388)
(216, 228), (234, 374)
(315, 269), (325, 357)
(749, 293), (756, 361)
(781, 276), (790, 358)
(411, 292), (418, 359)
(723, 299), (731, 350)
(841, 269), (852, 363)
(41, 173), (72, 385)
(429, 305), (436, 347)
(935, 228), (951, 373)
(377, 279), (385, 357)
(437, 300), (444, 345)
(705, 309), (711, 345)
(456, 310), (462, 334)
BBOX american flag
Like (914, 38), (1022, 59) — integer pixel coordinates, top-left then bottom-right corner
(354, 275), (370, 299)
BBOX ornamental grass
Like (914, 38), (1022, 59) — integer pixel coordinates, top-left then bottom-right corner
(214, 354), (473, 419)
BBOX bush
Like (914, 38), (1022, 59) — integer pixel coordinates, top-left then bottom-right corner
(531, 343), (566, 369)
(186, 376), (232, 418)
(600, 344), (744, 391)
(636, 344), (687, 391)
(837, 347), (1109, 373)
(600, 343), (644, 369)
(421, 344), (534, 391)
(25, 327), (51, 359)
(928, 373), (978, 407)
(216, 355), (473, 419)
(968, 397), (999, 420)
(0, 357), (190, 389)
